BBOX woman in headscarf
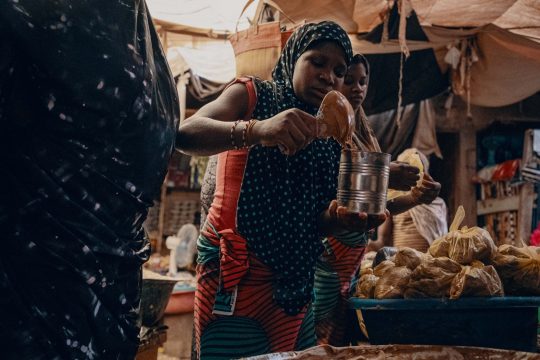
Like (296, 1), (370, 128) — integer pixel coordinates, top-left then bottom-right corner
(313, 55), (442, 346)
(177, 22), (387, 359)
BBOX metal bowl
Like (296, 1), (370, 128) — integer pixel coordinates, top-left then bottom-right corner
(140, 270), (178, 327)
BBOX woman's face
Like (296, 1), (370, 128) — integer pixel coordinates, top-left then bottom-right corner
(341, 62), (368, 110)
(292, 41), (347, 107)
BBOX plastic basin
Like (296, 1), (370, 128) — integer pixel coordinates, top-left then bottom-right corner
(349, 296), (540, 353)
(164, 283), (196, 315)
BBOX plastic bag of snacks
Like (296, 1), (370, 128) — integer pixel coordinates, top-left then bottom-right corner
(449, 261), (504, 299)
(394, 247), (431, 270)
(387, 149), (424, 201)
(356, 273), (379, 299)
(374, 266), (412, 299)
(429, 206), (496, 265)
(492, 244), (540, 295)
(405, 257), (462, 298)
(373, 260), (396, 277)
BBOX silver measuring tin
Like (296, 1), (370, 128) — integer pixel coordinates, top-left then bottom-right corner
(337, 150), (391, 214)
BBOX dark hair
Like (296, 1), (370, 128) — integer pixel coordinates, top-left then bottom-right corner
(351, 54), (369, 76)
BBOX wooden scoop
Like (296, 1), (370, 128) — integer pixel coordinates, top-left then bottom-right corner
(316, 90), (355, 147)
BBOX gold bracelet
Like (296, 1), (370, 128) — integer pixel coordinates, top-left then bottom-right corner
(246, 120), (259, 146)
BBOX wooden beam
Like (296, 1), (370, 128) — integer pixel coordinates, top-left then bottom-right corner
(477, 196), (520, 215)
(518, 182), (535, 244)
(453, 127), (477, 227)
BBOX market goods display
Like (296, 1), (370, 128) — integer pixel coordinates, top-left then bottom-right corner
(405, 256), (462, 298)
(355, 205), (539, 300)
(449, 261), (504, 299)
(493, 244), (540, 295)
(428, 206), (497, 264)
(357, 272), (379, 299)
(394, 247), (430, 270)
(373, 260), (396, 277)
(374, 266), (412, 299)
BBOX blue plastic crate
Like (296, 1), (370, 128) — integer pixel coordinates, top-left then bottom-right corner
(349, 297), (540, 352)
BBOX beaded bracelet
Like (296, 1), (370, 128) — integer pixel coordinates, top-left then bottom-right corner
(230, 120), (242, 150)
(241, 120), (249, 148)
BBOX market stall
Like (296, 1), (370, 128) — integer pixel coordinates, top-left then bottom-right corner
(352, 206), (540, 353)
(138, 1), (540, 358)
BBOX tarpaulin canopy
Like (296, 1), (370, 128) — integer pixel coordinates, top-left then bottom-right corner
(273, 0), (540, 107)
(148, 0), (540, 108)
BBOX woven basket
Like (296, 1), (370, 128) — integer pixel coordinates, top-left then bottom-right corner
(229, 2), (295, 80)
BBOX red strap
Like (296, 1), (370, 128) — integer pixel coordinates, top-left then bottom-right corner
(226, 76), (257, 120)
(211, 77), (256, 291)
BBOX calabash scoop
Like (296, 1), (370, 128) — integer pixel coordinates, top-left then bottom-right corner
(316, 90), (355, 147)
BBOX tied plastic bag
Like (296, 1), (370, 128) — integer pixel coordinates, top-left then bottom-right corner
(394, 247), (431, 270)
(429, 206), (496, 264)
(405, 257), (462, 298)
(493, 244), (540, 295)
(356, 273), (379, 299)
(374, 266), (412, 299)
(449, 261), (504, 299)
(360, 267), (374, 277)
(373, 260), (396, 277)
(387, 149), (424, 201)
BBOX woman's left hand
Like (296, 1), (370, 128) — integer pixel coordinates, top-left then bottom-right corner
(410, 173), (441, 205)
(326, 200), (388, 233)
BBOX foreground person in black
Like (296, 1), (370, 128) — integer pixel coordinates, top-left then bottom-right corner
(0, 1), (178, 358)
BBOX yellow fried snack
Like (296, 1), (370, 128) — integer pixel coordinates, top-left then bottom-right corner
(387, 148), (424, 200)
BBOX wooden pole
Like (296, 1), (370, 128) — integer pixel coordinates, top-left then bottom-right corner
(454, 127), (477, 227)
(518, 182), (535, 244)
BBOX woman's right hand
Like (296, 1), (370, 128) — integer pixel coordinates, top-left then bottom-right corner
(251, 109), (319, 155)
(326, 200), (388, 234)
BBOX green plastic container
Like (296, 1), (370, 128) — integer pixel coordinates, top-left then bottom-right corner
(350, 297), (540, 352)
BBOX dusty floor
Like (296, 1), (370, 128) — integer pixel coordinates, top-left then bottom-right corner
(157, 353), (180, 360)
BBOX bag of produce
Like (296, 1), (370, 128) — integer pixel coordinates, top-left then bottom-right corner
(356, 273), (379, 299)
(405, 257), (462, 298)
(449, 261), (504, 299)
(492, 244), (540, 295)
(373, 260), (396, 277)
(428, 206), (496, 264)
(374, 266), (412, 299)
(394, 247), (431, 270)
